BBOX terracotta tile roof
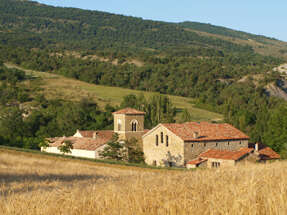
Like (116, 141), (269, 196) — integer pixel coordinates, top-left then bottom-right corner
(200, 148), (254, 161)
(78, 130), (114, 139)
(162, 122), (249, 142)
(248, 143), (280, 160)
(49, 130), (114, 151)
(113, 108), (145, 115)
(143, 129), (150, 135)
(187, 158), (207, 165)
(259, 147), (280, 159)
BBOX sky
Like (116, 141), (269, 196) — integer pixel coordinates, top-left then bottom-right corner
(36, 0), (287, 42)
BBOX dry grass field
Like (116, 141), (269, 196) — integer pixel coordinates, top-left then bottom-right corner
(0, 149), (286, 215)
(4, 63), (222, 122)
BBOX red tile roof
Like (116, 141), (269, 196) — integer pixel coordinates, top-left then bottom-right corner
(162, 122), (249, 142)
(259, 147), (280, 159)
(200, 148), (254, 161)
(143, 129), (150, 135)
(78, 130), (114, 139)
(113, 108), (145, 115)
(249, 143), (280, 160)
(49, 130), (114, 151)
(187, 158), (207, 165)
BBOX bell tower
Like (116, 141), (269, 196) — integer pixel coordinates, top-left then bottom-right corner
(113, 108), (145, 141)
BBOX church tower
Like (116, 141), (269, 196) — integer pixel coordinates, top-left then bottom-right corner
(113, 108), (145, 141)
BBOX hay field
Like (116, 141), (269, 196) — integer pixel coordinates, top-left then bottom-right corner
(0, 149), (286, 215)
(4, 63), (222, 122)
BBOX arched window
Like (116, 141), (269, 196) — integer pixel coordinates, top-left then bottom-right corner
(131, 120), (138, 132)
(166, 135), (169, 147)
(161, 132), (164, 143)
(156, 135), (159, 146)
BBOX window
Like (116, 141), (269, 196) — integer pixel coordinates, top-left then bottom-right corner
(166, 135), (169, 147)
(191, 144), (194, 148)
(131, 120), (138, 132)
(131, 122), (137, 132)
(156, 135), (159, 146)
(168, 162), (173, 167)
(216, 143), (218, 147)
(153, 160), (157, 166)
(228, 142), (230, 146)
(212, 162), (221, 168)
(239, 141), (242, 145)
(204, 143), (206, 147)
(161, 132), (164, 143)
(117, 119), (122, 131)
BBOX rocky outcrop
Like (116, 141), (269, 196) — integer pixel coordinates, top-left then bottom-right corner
(265, 79), (287, 101)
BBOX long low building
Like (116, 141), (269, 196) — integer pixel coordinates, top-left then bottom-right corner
(44, 130), (114, 159)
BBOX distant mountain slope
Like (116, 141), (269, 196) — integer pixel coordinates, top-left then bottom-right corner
(179, 21), (275, 42)
(179, 22), (287, 59)
(0, 0), (286, 58)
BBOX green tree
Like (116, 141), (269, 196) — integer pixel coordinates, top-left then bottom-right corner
(57, 140), (73, 155)
(124, 137), (145, 163)
(100, 134), (124, 160)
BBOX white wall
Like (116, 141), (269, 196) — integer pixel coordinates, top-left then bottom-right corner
(42, 146), (106, 159)
(73, 130), (83, 138)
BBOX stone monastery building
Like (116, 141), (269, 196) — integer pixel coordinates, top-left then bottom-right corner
(43, 108), (280, 168)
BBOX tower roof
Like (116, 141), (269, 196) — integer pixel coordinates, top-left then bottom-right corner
(112, 108), (145, 115)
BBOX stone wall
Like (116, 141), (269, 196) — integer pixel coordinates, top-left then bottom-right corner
(184, 139), (249, 161)
(114, 114), (145, 143)
(143, 125), (185, 167)
(205, 158), (235, 168)
(114, 114), (144, 133)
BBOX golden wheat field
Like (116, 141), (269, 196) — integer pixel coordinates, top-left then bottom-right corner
(0, 149), (286, 215)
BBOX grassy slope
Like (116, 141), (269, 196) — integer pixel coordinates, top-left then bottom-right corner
(183, 27), (287, 60)
(0, 148), (286, 214)
(4, 63), (222, 122)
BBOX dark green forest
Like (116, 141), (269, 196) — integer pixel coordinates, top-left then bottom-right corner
(0, 0), (287, 157)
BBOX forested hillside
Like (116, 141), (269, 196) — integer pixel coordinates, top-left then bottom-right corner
(0, 0), (287, 156)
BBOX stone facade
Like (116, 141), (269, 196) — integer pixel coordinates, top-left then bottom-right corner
(143, 123), (250, 167)
(184, 140), (248, 161)
(143, 125), (185, 167)
(205, 158), (235, 168)
(113, 112), (146, 145)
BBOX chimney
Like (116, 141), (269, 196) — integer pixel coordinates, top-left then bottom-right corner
(255, 143), (259, 152)
(92, 132), (98, 139)
(193, 131), (199, 139)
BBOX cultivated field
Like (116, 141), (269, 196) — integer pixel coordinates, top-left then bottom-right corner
(0, 149), (286, 215)
(4, 63), (222, 122)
